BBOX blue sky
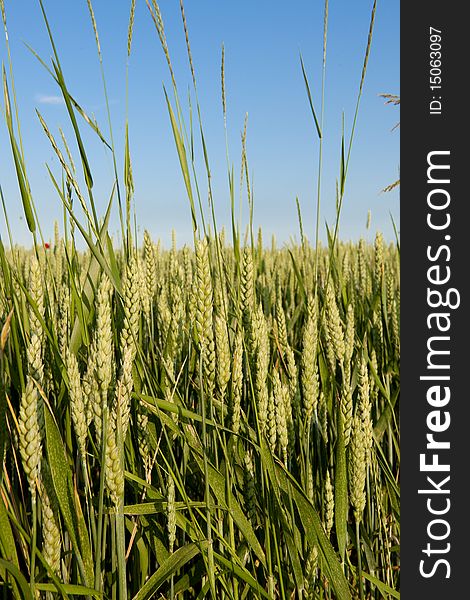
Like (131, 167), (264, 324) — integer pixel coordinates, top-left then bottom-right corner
(0, 1), (399, 248)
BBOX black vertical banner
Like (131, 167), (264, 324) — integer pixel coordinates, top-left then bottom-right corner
(401, 3), (468, 598)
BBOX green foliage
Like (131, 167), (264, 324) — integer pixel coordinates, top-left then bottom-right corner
(0, 1), (399, 598)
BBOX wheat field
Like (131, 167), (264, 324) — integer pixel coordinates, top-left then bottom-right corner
(0, 1), (399, 598)
(0, 231), (400, 599)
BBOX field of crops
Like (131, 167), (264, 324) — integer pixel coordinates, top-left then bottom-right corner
(0, 230), (400, 599)
(0, 1), (399, 598)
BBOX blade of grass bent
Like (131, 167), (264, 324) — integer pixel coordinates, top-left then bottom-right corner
(2, 67), (35, 234)
(38, 1), (94, 192)
(163, 86), (197, 233)
(25, 43), (112, 150)
(299, 54), (322, 140)
(44, 403), (93, 587)
(132, 543), (207, 600)
(0, 559), (33, 600)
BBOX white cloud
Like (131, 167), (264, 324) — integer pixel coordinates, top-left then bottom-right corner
(35, 94), (65, 105)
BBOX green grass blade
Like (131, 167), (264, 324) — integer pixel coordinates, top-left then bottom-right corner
(38, 0), (95, 194)
(275, 464), (352, 600)
(50, 60), (94, 192)
(299, 54), (322, 139)
(163, 86), (197, 233)
(44, 402), (93, 587)
(2, 67), (35, 233)
(131, 543), (206, 600)
(213, 551), (270, 599)
(335, 410), (349, 561)
(191, 450), (266, 569)
(24, 42), (112, 150)
(73, 486), (95, 590)
(284, 530), (305, 593)
(0, 497), (21, 599)
(34, 583), (103, 598)
(390, 211), (400, 254)
(361, 571), (400, 599)
(340, 125), (346, 197)
(0, 559), (33, 600)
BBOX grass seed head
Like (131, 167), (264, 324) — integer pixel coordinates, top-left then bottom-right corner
(167, 474), (176, 553)
(195, 239), (216, 395)
(325, 278), (345, 365)
(105, 415), (124, 507)
(301, 295), (319, 425)
(121, 252), (141, 360)
(349, 414), (367, 522)
(324, 469), (334, 537)
(28, 255), (44, 340)
(18, 376), (43, 496)
(241, 247), (254, 324)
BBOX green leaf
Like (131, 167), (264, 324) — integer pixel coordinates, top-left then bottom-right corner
(300, 54), (322, 139)
(44, 403), (93, 587)
(0, 349), (10, 490)
(335, 408), (348, 560)
(67, 184), (116, 353)
(0, 500), (21, 599)
(2, 67), (36, 233)
(73, 487), (95, 588)
(0, 558), (33, 600)
(340, 127), (346, 196)
(163, 86), (197, 233)
(258, 438), (282, 505)
(25, 42), (112, 150)
(0, 499), (16, 564)
(390, 211), (400, 255)
(123, 500), (205, 516)
(124, 472), (200, 541)
(51, 59), (94, 191)
(137, 392), (215, 428)
(131, 543), (205, 600)
(35, 583), (103, 597)
(124, 120), (134, 239)
(284, 530), (305, 593)
(275, 465), (352, 600)
(361, 571), (400, 599)
(190, 447), (266, 568)
(123, 501), (166, 515)
(172, 559), (205, 596)
(213, 551), (270, 599)
(374, 386), (399, 443)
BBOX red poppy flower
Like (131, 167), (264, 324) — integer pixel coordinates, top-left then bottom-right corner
(44, 243), (50, 249)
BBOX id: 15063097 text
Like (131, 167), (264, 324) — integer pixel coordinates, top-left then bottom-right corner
(429, 27), (443, 115)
